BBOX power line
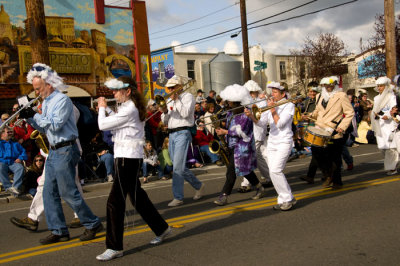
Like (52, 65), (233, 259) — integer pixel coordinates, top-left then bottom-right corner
(149, 2), (239, 35)
(150, 0), (289, 40)
(171, 0), (358, 49)
(168, 0), (317, 49)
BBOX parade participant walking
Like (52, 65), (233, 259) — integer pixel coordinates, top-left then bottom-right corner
(371, 77), (398, 175)
(19, 63), (102, 245)
(96, 77), (171, 261)
(214, 84), (264, 206)
(305, 76), (354, 189)
(240, 80), (270, 192)
(246, 82), (296, 211)
(160, 75), (204, 207)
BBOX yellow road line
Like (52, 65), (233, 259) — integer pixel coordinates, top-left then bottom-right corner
(0, 175), (399, 264)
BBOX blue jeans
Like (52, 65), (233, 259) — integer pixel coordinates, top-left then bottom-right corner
(158, 164), (173, 178)
(199, 145), (219, 163)
(169, 130), (202, 200)
(0, 162), (25, 190)
(142, 162), (162, 177)
(99, 152), (114, 175)
(43, 143), (100, 235)
(342, 145), (353, 165)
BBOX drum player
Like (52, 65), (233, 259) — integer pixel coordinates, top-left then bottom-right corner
(303, 76), (354, 189)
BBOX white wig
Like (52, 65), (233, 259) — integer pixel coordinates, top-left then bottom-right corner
(374, 76), (392, 92)
(27, 63), (67, 90)
(244, 80), (261, 92)
(220, 84), (252, 106)
(267, 81), (284, 90)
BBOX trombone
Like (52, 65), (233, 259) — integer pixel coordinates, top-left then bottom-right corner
(145, 79), (194, 122)
(251, 95), (304, 120)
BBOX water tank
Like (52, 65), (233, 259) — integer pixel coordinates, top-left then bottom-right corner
(202, 52), (243, 94)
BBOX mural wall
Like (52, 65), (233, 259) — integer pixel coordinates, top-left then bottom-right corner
(0, 0), (138, 97)
(151, 47), (175, 96)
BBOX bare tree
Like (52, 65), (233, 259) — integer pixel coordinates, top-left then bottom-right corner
(290, 33), (347, 94)
(359, 14), (400, 78)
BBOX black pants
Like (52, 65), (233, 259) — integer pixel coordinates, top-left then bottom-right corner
(311, 138), (345, 185)
(106, 158), (169, 250)
(221, 148), (259, 195)
(306, 152), (319, 178)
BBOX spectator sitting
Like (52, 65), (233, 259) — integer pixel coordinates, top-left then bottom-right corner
(145, 99), (161, 150)
(158, 137), (173, 180)
(0, 126), (27, 196)
(215, 95), (224, 113)
(21, 154), (44, 198)
(193, 121), (223, 166)
(142, 140), (160, 183)
(0, 113), (10, 126)
(85, 132), (114, 182)
(194, 102), (205, 121)
(204, 103), (216, 136)
(196, 89), (205, 103)
(12, 120), (35, 166)
(187, 143), (203, 168)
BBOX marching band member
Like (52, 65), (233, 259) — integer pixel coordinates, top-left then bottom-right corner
(19, 63), (102, 245)
(371, 77), (398, 175)
(214, 84), (264, 206)
(239, 80), (270, 193)
(159, 75), (204, 207)
(96, 76), (170, 261)
(245, 82), (296, 211)
(306, 76), (354, 189)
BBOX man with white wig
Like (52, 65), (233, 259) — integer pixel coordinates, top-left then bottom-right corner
(305, 76), (354, 189)
(237, 80), (271, 192)
(371, 76), (399, 175)
(19, 63), (103, 244)
(214, 84), (265, 205)
(246, 81), (296, 211)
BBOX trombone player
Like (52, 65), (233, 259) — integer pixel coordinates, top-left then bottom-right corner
(159, 75), (204, 207)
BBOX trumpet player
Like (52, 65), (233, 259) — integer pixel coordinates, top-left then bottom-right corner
(245, 82), (296, 211)
(159, 75), (204, 207)
(240, 80), (271, 193)
(214, 84), (264, 206)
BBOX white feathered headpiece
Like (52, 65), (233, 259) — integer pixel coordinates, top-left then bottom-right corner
(27, 63), (67, 90)
(220, 84), (252, 106)
(104, 78), (130, 90)
(244, 80), (261, 92)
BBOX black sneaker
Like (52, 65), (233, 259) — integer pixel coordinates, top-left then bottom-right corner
(79, 223), (104, 241)
(10, 217), (38, 231)
(40, 233), (70, 245)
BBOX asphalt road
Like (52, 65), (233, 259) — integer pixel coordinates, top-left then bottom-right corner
(0, 144), (399, 265)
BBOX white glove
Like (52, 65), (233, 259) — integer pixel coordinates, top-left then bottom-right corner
(325, 127), (334, 134)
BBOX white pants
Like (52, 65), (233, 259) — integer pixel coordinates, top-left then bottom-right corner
(382, 148), (399, 171)
(241, 139), (270, 186)
(264, 142), (294, 204)
(28, 165), (82, 222)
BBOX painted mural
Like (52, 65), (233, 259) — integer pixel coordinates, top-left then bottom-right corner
(151, 47), (175, 96)
(0, 0), (137, 96)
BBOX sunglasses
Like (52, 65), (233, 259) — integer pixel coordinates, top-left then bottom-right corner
(35, 159), (44, 162)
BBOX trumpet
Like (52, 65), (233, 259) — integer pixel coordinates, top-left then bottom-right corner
(30, 130), (49, 154)
(251, 95), (304, 121)
(0, 96), (41, 132)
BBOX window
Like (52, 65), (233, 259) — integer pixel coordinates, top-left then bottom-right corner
(279, 61), (286, 80)
(187, 60), (195, 80)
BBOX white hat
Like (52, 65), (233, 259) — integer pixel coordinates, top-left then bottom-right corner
(309, 86), (320, 92)
(147, 99), (155, 107)
(244, 80), (261, 92)
(165, 75), (190, 87)
(320, 77), (328, 85)
(267, 81), (284, 90)
(220, 84), (252, 106)
(376, 76), (391, 85)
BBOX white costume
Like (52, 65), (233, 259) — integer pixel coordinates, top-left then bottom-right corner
(371, 77), (398, 171)
(256, 82), (295, 204)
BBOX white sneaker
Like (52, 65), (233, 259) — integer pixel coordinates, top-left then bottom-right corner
(150, 226), (172, 245)
(107, 174), (114, 182)
(7, 186), (20, 195)
(386, 170), (398, 176)
(168, 198), (183, 207)
(96, 249), (123, 261)
(193, 183), (205, 200)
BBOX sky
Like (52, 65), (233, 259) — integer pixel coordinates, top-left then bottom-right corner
(3, 0), (400, 56)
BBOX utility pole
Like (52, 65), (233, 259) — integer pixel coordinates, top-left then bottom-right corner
(240, 0), (250, 83)
(25, 0), (50, 65)
(384, 0), (397, 79)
